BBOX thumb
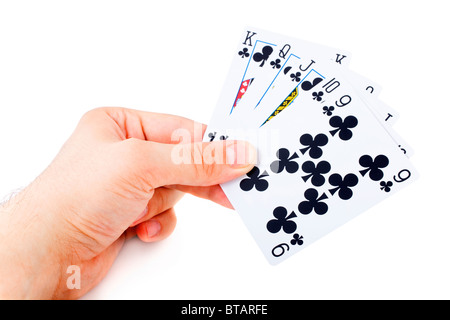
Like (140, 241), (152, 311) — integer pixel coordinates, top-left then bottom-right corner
(129, 139), (257, 188)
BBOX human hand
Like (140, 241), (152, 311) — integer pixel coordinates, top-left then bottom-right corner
(0, 107), (256, 299)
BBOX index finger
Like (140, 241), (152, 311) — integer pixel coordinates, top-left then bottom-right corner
(87, 107), (207, 144)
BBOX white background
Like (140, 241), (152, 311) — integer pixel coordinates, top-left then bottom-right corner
(0, 0), (448, 300)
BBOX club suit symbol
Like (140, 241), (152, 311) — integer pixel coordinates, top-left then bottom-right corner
(299, 133), (329, 159)
(270, 148), (299, 174)
(298, 188), (329, 215)
(329, 115), (358, 141)
(359, 154), (389, 181)
(239, 167), (269, 192)
(267, 206), (297, 234)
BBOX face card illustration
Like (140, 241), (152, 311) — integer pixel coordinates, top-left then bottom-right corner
(205, 29), (283, 136)
(227, 36), (352, 130)
(230, 55), (327, 129)
(233, 78), (254, 108)
(204, 27), (351, 142)
(231, 39), (277, 110)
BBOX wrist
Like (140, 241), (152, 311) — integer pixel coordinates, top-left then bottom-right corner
(0, 184), (64, 299)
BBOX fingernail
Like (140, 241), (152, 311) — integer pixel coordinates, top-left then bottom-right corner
(226, 141), (257, 168)
(146, 220), (161, 238)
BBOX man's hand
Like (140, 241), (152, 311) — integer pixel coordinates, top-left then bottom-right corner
(0, 107), (256, 299)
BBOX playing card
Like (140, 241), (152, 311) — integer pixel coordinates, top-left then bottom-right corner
(205, 29), (288, 136)
(219, 59), (417, 265)
(205, 28), (351, 142)
(203, 27), (417, 265)
(224, 59), (411, 157)
(346, 69), (383, 97)
(342, 69), (399, 126)
(336, 69), (412, 156)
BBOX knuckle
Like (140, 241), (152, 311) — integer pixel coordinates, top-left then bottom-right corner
(190, 142), (204, 178)
(191, 142), (204, 164)
(118, 138), (157, 195)
(80, 107), (124, 125)
(200, 142), (222, 178)
(80, 107), (108, 121)
(123, 136), (142, 151)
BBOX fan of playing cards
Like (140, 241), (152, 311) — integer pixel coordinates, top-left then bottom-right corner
(204, 28), (418, 265)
